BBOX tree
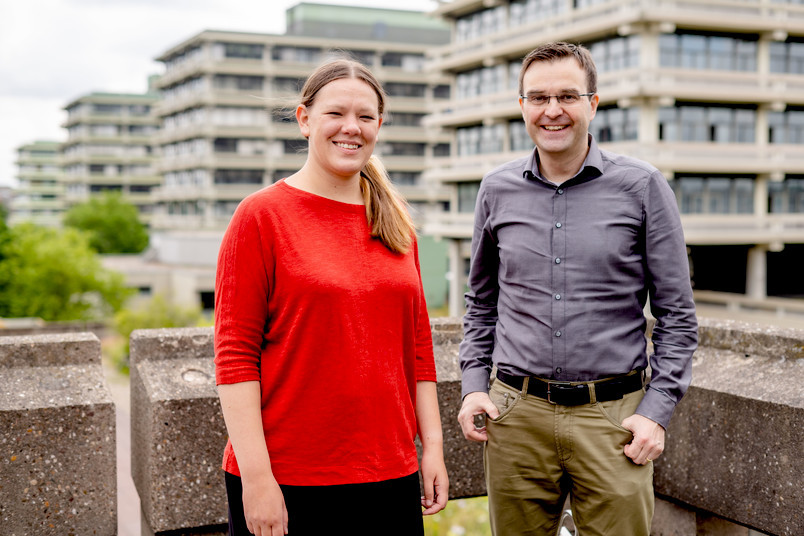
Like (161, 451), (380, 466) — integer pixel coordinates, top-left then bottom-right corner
(63, 193), (149, 254)
(110, 294), (207, 373)
(0, 223), (131, 321)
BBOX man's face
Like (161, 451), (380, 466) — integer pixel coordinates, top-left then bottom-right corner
(519, 57), (599, 163)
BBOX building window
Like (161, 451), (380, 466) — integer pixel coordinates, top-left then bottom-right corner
(382, 142), (426, 157)
(213, 75), (264, 91)
(659, 104), (756, 143)
(457, 124), (504, 156)
(129, 104), (151, 116)
(509, 120), (532, 152)
(456, 64), (510, 100)
(214, 169), (263, 185)
(458, 182), (481, 213)
(671, 175), (755, 214)
(591, 106), (640, 142)
(770, 39), (804, 74)
(433, 85), (451, 99)
(272, 170), (296, 182)
(342, 49), (375, 66)
(283, 139), (308, 154)
(389, 172), (419, 186)
(89, 184), (123, 193)
(659, 31), (757, 71)
(92, 103), (123, 115)
(385, 83), (426, 98)
(381, 52), (425, 71)
(273, 77), (304, 93)
(385, 112), (425, 127)
(588, 35), (641, 73)
(455, 5), (507, 42)
(212, 106), (267, 127)
(768, 107), (804, 144)
(221, 42), (263, 59)
(769, 176), (804, 213)
(433, 144), (450, 157)
(272, 46), (321, 63)
(213, 138), (266, 155)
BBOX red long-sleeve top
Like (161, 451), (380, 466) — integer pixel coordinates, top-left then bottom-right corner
(214, 179), (437, 486)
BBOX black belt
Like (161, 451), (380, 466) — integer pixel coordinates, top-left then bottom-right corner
(495, 369), (646, 406)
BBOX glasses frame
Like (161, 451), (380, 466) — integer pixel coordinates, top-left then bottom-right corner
(519, 92), (596, 107)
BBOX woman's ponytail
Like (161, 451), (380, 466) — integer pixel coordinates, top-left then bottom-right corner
(360, 155), (414, 254)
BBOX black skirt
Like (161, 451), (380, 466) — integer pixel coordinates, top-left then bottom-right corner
(225, 471), (425, 536)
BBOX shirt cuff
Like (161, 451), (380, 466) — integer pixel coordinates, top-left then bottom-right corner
(635, 385), (677, 429)
(461, 367), (492, 399)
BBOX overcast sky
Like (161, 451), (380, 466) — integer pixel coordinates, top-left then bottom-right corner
(0, 0), (439, 187)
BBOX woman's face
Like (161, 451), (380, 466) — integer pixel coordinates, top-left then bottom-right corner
(297, 78), (382, 182)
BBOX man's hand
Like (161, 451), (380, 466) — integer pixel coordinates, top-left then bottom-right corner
(457, 391), (500, 442)
(622, 414), (665, 465)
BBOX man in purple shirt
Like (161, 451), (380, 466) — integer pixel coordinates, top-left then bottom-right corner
(457, 42), (698, 535)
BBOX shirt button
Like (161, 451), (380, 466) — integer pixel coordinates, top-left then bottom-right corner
(555, 222), (562, 228)
(556, 367), (562, 374)
(555, 258), (561, 264)
(555, 330), (562, 337)
(557, 189), (564, 195)
(555, 294), (561, 300)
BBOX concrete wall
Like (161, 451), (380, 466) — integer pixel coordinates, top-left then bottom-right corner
(1, 317), (802, 535)
(0, 333), (116, 536)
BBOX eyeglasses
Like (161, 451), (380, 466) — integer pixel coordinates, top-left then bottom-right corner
(520, 93), (595, 107)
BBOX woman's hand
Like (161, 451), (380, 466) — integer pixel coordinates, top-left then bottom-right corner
(241, 471), (288, 535)
(420, 447), (449, 515)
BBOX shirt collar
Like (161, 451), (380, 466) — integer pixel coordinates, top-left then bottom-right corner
(523, 134), (604, 185)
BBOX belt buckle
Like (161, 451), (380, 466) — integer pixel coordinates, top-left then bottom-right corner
(546, 381), (571, 405)
(546, 381), (587, 405)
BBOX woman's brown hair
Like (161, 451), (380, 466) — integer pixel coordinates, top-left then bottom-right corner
(300, 58), (414, 254)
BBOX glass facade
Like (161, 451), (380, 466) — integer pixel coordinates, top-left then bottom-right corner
(590, 106), (639, 142)
(659, 104), (756, 142)
(659, 32), (757, 71)
(769, 177), (804, 213)
(589, 35), (641, 73)
(509, 120), (532, 152)
(671, 175), (754, 214)
(770, 39), (804, 73)
(457, 124), (505, 156)
(768, 108), (804, 143)
(458, 182), (480, 213)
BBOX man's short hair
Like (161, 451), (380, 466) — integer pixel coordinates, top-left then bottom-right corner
(519, 42), (598, 96)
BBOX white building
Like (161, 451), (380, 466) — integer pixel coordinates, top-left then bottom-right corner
(423, 0), (804, 315)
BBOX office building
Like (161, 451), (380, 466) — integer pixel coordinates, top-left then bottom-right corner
(9, 141), (64, 227)
(150, 2), (451, 231)
(424, 0), (804, 315)
(61, 90), (161, 221)
(112, 3), (453, 310)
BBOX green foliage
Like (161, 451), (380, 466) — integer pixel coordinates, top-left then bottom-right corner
(63, 192), (149, 254)
(110, 294), (207, 373)
(423, 497), (492, 536)
(0, 223), (131, 321)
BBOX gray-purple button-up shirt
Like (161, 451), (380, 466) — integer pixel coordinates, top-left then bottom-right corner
(459, 136), (698, 428)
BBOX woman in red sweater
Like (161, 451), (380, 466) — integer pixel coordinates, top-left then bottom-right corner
(214, 58), (448, 536)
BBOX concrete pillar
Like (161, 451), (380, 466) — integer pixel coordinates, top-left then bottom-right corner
(0, 333), (117, 535)
(448, 238), (465, 317)
(746, 244), (768, 299)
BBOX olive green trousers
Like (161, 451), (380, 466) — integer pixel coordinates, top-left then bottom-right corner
(484, 378), (654, 536)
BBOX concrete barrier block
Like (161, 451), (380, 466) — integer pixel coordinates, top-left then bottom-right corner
(130, 327), (228, 535)
(430, 318), (486, 499)
(0, 333), (116, 536)
(655, 319), (804, 536)
(651, 497), (697, 536)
